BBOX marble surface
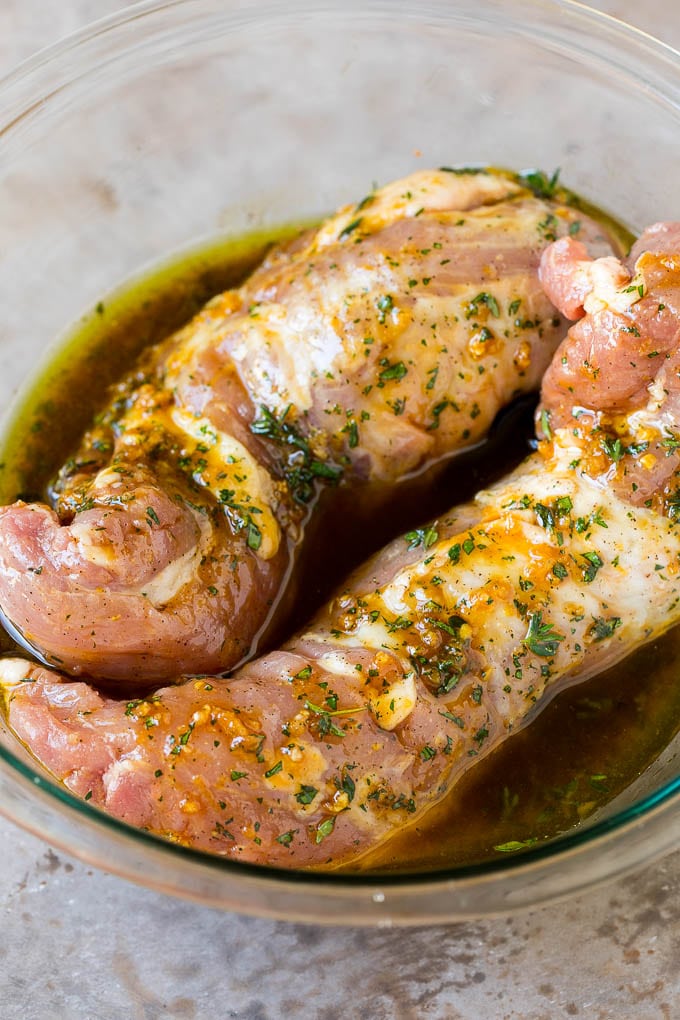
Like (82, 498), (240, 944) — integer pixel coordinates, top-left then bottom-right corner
(1, 2), (680, 1018)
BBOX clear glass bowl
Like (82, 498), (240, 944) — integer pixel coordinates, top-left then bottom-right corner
(0, 0), (679, 924)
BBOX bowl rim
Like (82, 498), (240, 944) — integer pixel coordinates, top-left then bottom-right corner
(1, 0), (679, 103)
(1, 0), (680, 923)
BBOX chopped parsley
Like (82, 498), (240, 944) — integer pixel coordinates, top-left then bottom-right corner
(315, 817), (336, 843)
(405, 525), (439, 550)
(580, 550), (604, 583)
(218, 488), (262, 551)
(519, 167), (561, 198)
(448, 543), (461, 564)
(589, 616), (622, 641)
(494, 838), (538, 852)
(376, 294), (394, 323)
(338, 217), (363, 240)
(524, 612), (565, 657)
(295, 785), (318, 805)
(466, 292), (500, 319)
(379, 360), (408, 384)
(340, 773), (356, 802)
(600, 437), (625, 463)
(250, 404), (342, 504)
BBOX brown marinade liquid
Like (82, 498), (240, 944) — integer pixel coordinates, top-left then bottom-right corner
(1, 213), (678, 873)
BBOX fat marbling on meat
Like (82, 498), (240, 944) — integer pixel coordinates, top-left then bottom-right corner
(0, 169), (612, 682)
(2, 221), (680, 869)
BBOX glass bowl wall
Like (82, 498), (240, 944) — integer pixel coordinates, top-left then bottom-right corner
(0, 0), (679, 923)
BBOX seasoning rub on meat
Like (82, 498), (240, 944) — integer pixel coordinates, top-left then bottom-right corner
(0, 169), (611, 682)
(2, 221), (678, 869)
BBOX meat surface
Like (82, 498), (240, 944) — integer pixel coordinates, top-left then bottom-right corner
(0, 169), (612, 682)
(3, 222), (680, 870)
(539, 223), (680, 507)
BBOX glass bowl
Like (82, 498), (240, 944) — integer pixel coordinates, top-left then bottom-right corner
(0, 0), (679, 925)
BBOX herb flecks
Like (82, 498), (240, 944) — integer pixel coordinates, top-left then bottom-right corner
(466, 292), (500, 319)
(338, 217), (363, 241)
(524, 612), (565, 658)
(250, 404), (343, 504)
(405, 525), (439, 550)
(589, 616), (622, 642)
(581, 550), (604, 583)
(315, 817), (336, 843)
(494, 838), (538, 853)
(218, 488), (262, 550)
(410, 614), (471, 697)
(520, 167), (561, 198)
(295, 785), (319, 806)
(304, 699), (365, 739)
(378, 360), (408, 385)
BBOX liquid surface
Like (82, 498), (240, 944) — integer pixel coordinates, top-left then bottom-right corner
(1, 205), (678, 874)
(362, 632), (680, 872)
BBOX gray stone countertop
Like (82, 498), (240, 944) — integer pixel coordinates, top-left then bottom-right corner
(1, 3), (680, 1018)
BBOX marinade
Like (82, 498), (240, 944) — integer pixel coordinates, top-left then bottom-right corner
(2, 196), (674, 873)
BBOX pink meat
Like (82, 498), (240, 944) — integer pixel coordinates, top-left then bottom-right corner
(0, 472), (284, 681)
(538, 237), (604, 320)
(0, 170), (615, 684)
(538, 223), (680, 510)
(6, 227), (680, 868)
(3, 646), (490, 868)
